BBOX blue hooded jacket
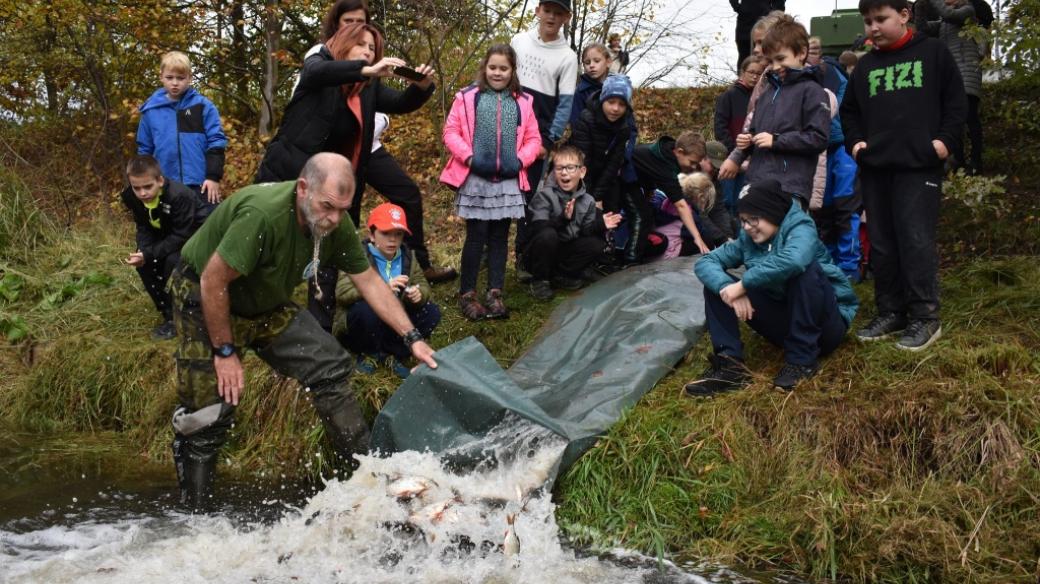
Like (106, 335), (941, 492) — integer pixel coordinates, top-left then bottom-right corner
(137, 87), (227, 186)
(695, 201), (859, 326)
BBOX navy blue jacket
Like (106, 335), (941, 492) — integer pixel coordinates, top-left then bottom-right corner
(136, 88), (227, 186)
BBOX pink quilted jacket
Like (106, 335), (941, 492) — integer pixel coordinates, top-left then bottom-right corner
(439, 85), (543, 191)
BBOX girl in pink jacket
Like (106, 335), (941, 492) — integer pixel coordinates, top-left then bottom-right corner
(441, 44), (541, 321)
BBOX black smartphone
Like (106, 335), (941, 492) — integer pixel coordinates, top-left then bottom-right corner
(393, 66), (427, 82)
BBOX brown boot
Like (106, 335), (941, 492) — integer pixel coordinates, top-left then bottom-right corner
(459, 291), (488, 321)
(423, 265), (458, 284)
(484, 289), (509, 319)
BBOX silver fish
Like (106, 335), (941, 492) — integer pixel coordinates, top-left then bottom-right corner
(502, 512), (520, 566)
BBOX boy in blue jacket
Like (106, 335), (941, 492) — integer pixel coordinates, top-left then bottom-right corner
(688, 180), (859, 395)
(137, 51), (227, 218)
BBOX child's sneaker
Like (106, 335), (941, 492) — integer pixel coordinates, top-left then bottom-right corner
(354, 355), (377, 375)
(484, 289), (509, 319)
(389, 357), (411, 379)
(459, 291), (488, 321)
(683, 357), (749, 398)
(772, 362), (818, 391)
(151, 320), (177, 340)
(896, 319), (942, 351)
(529, 280), (554, 301)
(552, 275), (584, 291)
(856, 312), (907, 341)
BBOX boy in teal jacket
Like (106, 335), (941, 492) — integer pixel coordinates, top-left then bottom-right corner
(689, 180), (858, 394)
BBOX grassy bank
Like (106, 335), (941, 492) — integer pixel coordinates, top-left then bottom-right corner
(3, 82), (1040, 581)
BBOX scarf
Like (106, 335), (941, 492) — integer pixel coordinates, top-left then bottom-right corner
(470, 89), (520, 180)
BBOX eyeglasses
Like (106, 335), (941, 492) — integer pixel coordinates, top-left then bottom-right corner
(555, 164), (583, 174)
(740, 216), (761, 228)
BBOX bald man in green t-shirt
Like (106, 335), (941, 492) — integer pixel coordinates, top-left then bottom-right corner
(168, 152), (437, 508)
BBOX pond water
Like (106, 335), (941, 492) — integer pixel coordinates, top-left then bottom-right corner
(0, 424), (799, 584)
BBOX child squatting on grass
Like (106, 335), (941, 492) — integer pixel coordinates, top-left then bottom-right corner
(333, 203), (441, 380)
(687, 180), (859, 396)
(525, 145), (622, 301)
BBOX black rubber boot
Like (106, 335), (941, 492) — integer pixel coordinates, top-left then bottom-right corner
(182, 451), (218, 511)
(311, 382), (371, 472)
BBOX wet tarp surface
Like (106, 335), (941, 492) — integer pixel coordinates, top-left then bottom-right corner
(370, 256), (707, 476)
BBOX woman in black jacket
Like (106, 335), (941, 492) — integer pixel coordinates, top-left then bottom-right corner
(256, 22), (436, 331)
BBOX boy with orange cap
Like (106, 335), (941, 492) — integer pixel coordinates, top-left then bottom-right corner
(334, 203), (441, 378)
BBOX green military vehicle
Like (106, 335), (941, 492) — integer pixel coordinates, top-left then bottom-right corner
(810, 8), (865, 56)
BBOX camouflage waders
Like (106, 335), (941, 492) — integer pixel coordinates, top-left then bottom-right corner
(169, 263), (370, 508)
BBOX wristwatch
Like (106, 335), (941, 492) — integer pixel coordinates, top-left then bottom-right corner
(211, 343), (237, 358)
(401, 328), (424, 347)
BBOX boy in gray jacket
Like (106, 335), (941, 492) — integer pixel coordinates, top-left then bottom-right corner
(731, 14), (830, 206)
(525, 145), (621, 300)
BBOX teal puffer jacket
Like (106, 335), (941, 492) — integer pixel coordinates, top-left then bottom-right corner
(694, 201), (859, 326)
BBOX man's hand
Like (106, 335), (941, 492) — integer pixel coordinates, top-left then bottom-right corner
(215, 354), (245, 405)
(125, 251), (145, 267)
(409, 340), (437, 370)
(752, 132), (774, 149)
(852, 141), (868, 160)
(735, 133), (752, 150)
(932, 139), (949, 160)
(388, 275), (409, 294)
(731, 296), (755, 322)
(720, 281), (747, 305)
(718, 158), (740, 180)
(201, 180), (222, 204)
(602, 211), (622, 230)
(564, 199), (576, 220)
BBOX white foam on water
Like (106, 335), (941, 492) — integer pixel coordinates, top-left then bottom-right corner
(0, 417), (729, 584)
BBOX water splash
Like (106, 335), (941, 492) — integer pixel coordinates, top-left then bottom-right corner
(0, 416), (764, 584)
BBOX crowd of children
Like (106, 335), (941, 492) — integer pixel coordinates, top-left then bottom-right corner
(123, 0), (967, 392)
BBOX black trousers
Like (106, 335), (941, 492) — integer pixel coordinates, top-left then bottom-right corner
(621, 184), (652, 263)
(524, 227), (604, 280)
(735, 23), (752, 72)
(965, 94), (983, 174)
(860, 167), (942, 321)
(461, 218), (511, 294)
(704, 261), (848, 366)
(363, 147), (432, 269)
(137, 252), (179, 321)
(516, 157), (548, 258)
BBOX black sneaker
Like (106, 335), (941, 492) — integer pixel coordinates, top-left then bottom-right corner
(552, 276), (584, 291)
(896, 319), (942, 352)
(580, 267), (604, 283)
(772, 362), (817, 391)
(856, 312), (907, 341)
(151, 320), (176, 340)
(529, 279), (554, 301)
(683, 357), (749, 398)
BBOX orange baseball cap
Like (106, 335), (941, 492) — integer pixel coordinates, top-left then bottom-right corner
(367, 202), (411, 234)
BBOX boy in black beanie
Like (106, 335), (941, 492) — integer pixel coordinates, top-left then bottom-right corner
(689, 180), (859, 394)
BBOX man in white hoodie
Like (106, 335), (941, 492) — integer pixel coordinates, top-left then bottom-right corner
(511, 0), (579, 265)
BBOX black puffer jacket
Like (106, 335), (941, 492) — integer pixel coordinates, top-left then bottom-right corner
(256, 46), (435, 212)
(120, 179), (204, 264)
(568, 92), (638, 203)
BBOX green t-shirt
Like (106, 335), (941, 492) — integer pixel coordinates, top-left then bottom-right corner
(180, 181), (370, 317)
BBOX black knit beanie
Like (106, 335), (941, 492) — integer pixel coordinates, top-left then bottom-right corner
(738, 179), (791, 226)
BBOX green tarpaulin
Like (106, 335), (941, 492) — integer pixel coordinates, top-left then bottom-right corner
(369, 256), (706, 477)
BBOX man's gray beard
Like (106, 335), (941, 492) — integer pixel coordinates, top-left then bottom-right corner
(302, 194), (332, 237)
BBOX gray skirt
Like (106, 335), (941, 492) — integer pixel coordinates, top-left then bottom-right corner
(455, 174), (526, 220)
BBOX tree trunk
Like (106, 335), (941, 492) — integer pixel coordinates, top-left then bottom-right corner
(258, 2), (282, 138)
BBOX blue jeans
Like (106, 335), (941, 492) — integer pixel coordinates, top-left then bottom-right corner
(704, 261), (848, 366)
(344, 300), (441, 360)
(719, 173), (746, 217)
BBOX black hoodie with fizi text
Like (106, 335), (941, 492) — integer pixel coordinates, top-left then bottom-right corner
(840, 33), (967, 171)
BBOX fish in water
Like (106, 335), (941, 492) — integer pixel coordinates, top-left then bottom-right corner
(409, 496), (461, 526)
(502, 512), (520, 567)
(387, 476), (435, 500)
